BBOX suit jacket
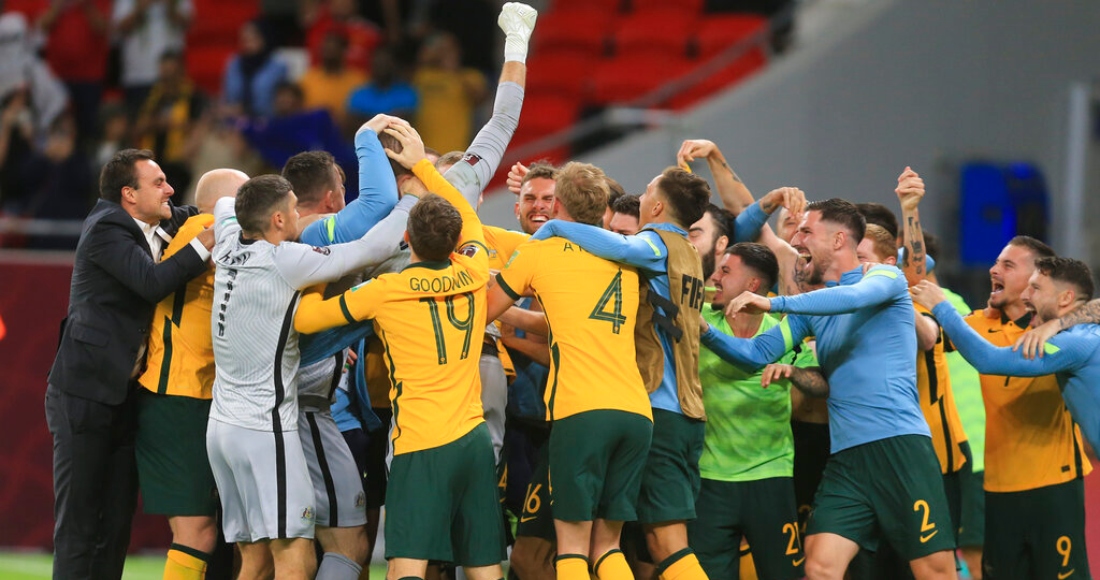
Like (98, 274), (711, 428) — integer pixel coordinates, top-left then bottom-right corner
(48, 199), (206, 405)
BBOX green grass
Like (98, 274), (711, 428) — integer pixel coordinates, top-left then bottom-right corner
(0, 551), (389, 579)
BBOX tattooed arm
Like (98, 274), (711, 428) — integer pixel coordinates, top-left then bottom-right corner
(896, 166), (927, 287)
(676, 139), (755, 214)
(1015, 297), (1100, 359)
(761, 364), (830, 397)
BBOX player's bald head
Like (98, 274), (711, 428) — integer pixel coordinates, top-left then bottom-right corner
(195, 169), (250, 213)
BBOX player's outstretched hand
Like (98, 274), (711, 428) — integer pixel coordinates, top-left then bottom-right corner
(910, 280), (946, 310)
(760, 187), (806, 217)
(676, 139), (719, 171)
(382, 122), (427, 170)
(506, 162), (529, 195)
(499, 2), (537, 63)
(895, 166), (925, 211)
(761, 364), (794, 388)
(1014, 318), (1061, 360)
(725, 291), (771, 318)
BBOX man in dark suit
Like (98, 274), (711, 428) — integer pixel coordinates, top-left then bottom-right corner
(45, 149), (216, 580)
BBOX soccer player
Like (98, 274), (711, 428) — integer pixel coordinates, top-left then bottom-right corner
(931, 245), (1095, 576)
(487, 161), (654, 580)
(953, 236), (1091, 579)
(912, 257), (1098, 579)
(295, 122), (506, 580)
(692, 242), (815, 580)
(703, 199), (956, 579)
(206, 174), (415, 579)
(850, 223), (969, 578)
(530, 166), (712, 580)
(609, 194), (640, 235)
(135, 168), (247, 580)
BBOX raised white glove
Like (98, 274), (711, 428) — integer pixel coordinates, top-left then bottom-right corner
(498, 2), (538, 64)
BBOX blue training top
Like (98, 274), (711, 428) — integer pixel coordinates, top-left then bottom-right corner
(531, 203), (769, 415)
(932, 301), (1100, 454)
(701, 264), (931, 453)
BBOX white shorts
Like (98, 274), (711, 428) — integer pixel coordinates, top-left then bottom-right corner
(206, 419), (315, 543)
(299, 407), (368, 528)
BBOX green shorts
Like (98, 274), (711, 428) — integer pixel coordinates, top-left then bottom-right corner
(958, 467), (984, 549)
(385, 423), (506, 566)
(807, 435), (955, 561)
(549, 409), (652, 522)
(688, 477), (804, 580)
(984, 478), (1089, 580)
(515, 443), (555, 541)
(636, 409), (705, 524)
(135, 390), (217, 516)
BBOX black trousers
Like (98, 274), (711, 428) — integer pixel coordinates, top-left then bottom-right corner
(45, 384), (139, 580)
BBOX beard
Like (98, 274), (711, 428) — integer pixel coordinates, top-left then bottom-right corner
(701, 250), (716, 282)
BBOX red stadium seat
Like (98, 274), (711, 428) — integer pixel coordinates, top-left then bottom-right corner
(611, 9), (697, 58)
(534, 9), (614, 58)
(186, 46), (236, 95)
(695, 14), (769, 59)
(526, 51), (596, 100)
(508, 95), (579, 166)
(630, 0), (704, 14)
(551, 0), (624, 14)
(187, 3), (258, 46)
(665, 50), (766, 109)
(588, 54), (693, 106)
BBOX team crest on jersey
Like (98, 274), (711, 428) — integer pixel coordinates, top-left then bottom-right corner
(301, 506), (314, 522)
(355, 491), (366, 508)
(462, 153), (483, 166)
(311, 246), (331, 255)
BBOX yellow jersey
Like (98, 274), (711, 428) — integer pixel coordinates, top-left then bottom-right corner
(482, 225), (530, 377)
(138, 214), (215, 399)
(964, 310), (1092, 492)
(298, 158), (490, 455)
(496, 237), (652, 422)
(915, 302), (969, 474)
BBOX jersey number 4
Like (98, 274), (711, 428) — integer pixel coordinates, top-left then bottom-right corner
(588, 271), (628, 334)
(421, 292), (475, 365)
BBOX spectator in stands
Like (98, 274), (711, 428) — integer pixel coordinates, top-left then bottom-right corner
(21, 114), (95, 243)
(300, 30), (367, 128)
(420, 0), (497, 74)
(257, 0), (301, 47)
(0, 87), (36, 212)
(345, 46), (417, 134)
(113, 0), (193, 117)
(222, 19), (287, 119)
(94, 103), (129, 170)
(412, 32), (486, 153)
(134, 51), (207, 195)
(304, 0), (380, 72)
(238, 81), (354, 173)
(35, 0), (111, 148)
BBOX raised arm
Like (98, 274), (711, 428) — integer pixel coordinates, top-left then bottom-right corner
(733, 187), (807, 243)
(896, 167), (928, 286)
(436, 3), (535, 205)
(701, 314), (810, 373)
(677, 139), (754, 214)
(299, 119), (399, 246)
(531, 221), (667, 272)
(768, 266), (906, 316)
(275, 195), (417, 289)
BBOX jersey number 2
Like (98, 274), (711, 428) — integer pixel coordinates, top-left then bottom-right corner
(420, 292), (475, 364)
(589, 271), (627, 334)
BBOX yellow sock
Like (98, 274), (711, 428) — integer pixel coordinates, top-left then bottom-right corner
(163, 544), (209, 580)
(555, 554), (591, 580)
(657, 550), (709, 580)
(593, 549), (632, 580)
